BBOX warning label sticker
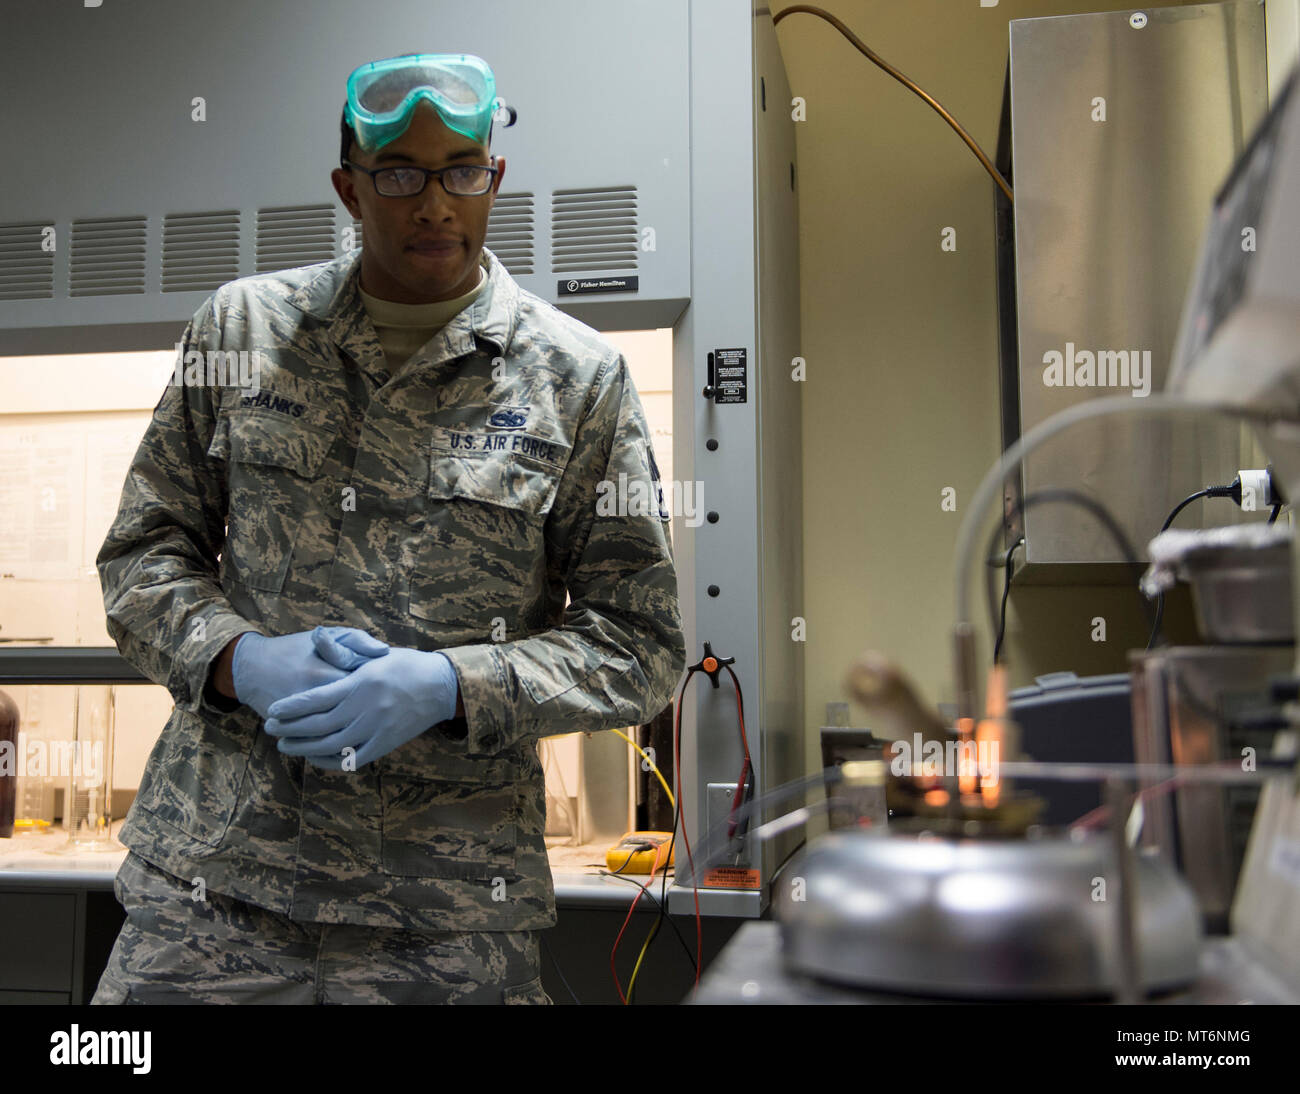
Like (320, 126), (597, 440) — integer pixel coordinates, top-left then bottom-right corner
(701, 867), (762, 890)
(713, 347), (747, 404)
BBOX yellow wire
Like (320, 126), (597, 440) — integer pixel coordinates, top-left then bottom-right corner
(605, 727), (670, 1003)
(606, 727), (673, 1004)
(626, 875), (662, 1003)
(608, 728), (675, 809)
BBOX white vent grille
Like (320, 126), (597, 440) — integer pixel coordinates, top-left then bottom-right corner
(550, 186), (637, 274)
(255, 205), (335, 273)
(69, 216), (147, 296)
(486, 193), (535, 275)
(161, 211), (240, 293)
(0, 221), (55, 300)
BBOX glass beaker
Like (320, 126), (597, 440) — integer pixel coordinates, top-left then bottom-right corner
(12, 684), (58, 836)
(55, 685), (120, 852)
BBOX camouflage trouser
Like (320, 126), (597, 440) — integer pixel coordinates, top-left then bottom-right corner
(91, 852), (552, 1004)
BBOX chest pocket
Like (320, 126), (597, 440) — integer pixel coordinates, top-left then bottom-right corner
(209, 409), (338, 593)
(406, 431), (564, 629)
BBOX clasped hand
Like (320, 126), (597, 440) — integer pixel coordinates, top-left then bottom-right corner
(262, 630), (459, 770)
(231, 627), (389, 717)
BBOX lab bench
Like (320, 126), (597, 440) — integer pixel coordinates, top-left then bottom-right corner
(0, 831), (744, 1004)
(691, 922), (1300, 1005)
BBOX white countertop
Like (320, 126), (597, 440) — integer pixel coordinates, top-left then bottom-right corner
(0, 821), (127, 887)
(0, 826), (678, 908)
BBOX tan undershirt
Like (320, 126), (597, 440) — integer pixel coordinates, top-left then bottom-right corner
(359, 252), (490, 377)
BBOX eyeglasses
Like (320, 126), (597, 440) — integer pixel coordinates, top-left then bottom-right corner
(341, 158), (499, 197)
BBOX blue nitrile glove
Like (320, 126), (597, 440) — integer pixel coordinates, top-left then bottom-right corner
(264, 640), (459, 771)
(231, 627), (390, 719)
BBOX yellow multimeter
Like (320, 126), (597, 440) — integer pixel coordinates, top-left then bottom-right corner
(605, 831), (675, 874)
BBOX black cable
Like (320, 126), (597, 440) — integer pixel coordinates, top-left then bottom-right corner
(621, 706), (694, 993)
(624, 836), (671, 1003)
(627, 917), (660, 1006)
(606, 839), (663, 1005)
(1269, 503), (1282, 524)
(1162, 488), (1215, 531)
(607, 839), (677, 1004)
(1146, 487), (1217, 650)
(721, 663), (755, 845)
(652, 782), (682, 974)
(992, 537), (1023, 664)
(610, 843), (651, 1006)
(600, 869), (697, 973)
(986, 489), (1153, 647)
(655, 656), (751, 994)
(539, 933), (581, 1005)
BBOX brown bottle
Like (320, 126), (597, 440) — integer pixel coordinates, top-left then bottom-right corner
(0, 688), (18, 838)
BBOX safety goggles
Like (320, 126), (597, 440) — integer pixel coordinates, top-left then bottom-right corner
(344, 53), (498, 152)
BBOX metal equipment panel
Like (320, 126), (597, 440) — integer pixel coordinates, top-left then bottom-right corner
(0, 0), (690, 348)
(1006, 2), (1268, 570)
(668, 0), (804, 918)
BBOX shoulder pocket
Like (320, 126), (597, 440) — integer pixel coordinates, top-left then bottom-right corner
(210, 407), (336, 474)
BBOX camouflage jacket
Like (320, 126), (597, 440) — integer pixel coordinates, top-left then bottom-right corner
(97, 246), (685, 931)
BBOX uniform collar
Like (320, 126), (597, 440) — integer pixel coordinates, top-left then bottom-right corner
(288, 244), (518, 360)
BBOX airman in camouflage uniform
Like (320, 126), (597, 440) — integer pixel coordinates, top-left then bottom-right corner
(92, 853), (550, 1003)
(90, 88), (685, 1002)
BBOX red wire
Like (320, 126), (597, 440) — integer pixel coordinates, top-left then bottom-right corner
(624, 659), (748, 1000)
(609, 851), (658, 1005)
(724, 665), (752, 762)
(723, 666), (752, 838)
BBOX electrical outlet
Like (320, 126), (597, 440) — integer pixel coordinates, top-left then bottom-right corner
(706, 781), (748, 864)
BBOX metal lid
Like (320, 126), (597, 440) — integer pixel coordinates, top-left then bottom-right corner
(778, 829), (1202, 999)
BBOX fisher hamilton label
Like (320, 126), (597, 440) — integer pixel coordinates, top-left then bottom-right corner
(557, 275), (639, 295)
(714, 347), (748, 404)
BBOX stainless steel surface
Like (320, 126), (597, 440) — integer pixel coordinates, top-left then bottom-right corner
(692, 921), (1300, 1004)
(1007, 3), (1269, 569)
(705, 782), (742, 846)
(1231, 776), (1300, 990)
(1130, 645), (1294, 925)
(1108, 779), (1141, 1005)
(1182, 538), (1295, 642)
(776, 830), (1202, 999)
